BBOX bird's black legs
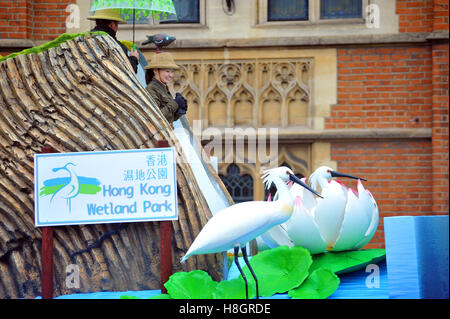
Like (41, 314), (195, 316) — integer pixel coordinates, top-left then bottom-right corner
(234, 246), (248, 299)
(242, 246), (259, 299)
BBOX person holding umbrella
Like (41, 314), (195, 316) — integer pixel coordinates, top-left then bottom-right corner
(87, 8), (139, 74)
(144, 52), (188, 124)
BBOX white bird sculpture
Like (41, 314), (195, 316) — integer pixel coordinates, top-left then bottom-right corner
(51, 162), (80, 212)
(260, 166), (379, 254)
(181, 166), (322, 299)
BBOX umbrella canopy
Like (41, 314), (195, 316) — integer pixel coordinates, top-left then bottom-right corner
(90, 0), (177, 45)
(90, 0), (177, 20)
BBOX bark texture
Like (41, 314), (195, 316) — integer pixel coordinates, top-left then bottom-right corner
(0, 33), (231, 298)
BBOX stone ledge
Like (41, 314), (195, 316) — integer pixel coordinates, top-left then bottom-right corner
(196, 128), (432, 143)
(141, 32), (449, 50)
(2, 31), (447, 51)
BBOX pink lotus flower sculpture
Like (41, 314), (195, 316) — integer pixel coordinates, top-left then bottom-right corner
(260, 166), (379, 254)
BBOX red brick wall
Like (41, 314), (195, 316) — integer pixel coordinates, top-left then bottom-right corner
(327, 0), (449, 250)
(327, 46), (433, 130)
(397, 0), (434, 33)
(431, 43), (449, 214)
(433, 0), (449, 31)
(331, 141), (433, 248)
(396, 0), (449, 32)
(0, 0), (75, 41)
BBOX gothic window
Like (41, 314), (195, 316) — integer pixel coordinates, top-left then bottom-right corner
(160, 0), (200, 24)
(125, 0), (204, 26)
(220, 164), (254, 203)
(259, 0), (366, 24)
(268, 0), (308, 21)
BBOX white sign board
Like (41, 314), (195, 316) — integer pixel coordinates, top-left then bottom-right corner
(34, 148), (177, 227)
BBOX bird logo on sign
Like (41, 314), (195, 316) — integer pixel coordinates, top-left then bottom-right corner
(40, 163), (101, 213)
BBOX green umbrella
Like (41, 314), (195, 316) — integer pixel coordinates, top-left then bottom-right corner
(89, 0), (177, 48)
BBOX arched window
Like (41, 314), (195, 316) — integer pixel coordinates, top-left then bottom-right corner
(219, 164), (253, 203)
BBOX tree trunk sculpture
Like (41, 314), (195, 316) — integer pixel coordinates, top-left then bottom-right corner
(0, 33), (232, 298)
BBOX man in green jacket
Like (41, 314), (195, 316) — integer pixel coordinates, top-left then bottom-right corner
(145, 52), (188, 123)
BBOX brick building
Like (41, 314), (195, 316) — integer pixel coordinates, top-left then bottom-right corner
(0, 0), (448, 250)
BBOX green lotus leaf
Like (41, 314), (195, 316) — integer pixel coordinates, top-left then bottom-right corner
(240, 245), (312, 297)
(310, 249), (386, 274)
(288, 267), (340, 299)
(148, 293), (172, 299)
(212, 277), (256, 299)
(164, 270), (218, 299)
(120, 295), (140, 299)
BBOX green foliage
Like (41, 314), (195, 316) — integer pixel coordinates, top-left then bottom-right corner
(121, 246), (385, 300)
(310, 249), (386, 274)
(164, 270), (218, 299)
(288, 268), (340, 299)
(148, 293), (172, 299)
(212, 277), (256, 299)
(241, 245), (312, 297)
(0, 32), (107, 63)
(120, 295), (140, 299)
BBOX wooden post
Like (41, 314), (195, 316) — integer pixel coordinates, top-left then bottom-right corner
(41, 227), (54, 299)
(40, 146), (55, 299)
(157, 140), (172, 294)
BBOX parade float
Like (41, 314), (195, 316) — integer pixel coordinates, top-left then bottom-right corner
(1, 31), (447, 300)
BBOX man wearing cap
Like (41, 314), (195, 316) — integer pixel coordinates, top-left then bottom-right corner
(88, 9), (139, 74)
(145, 52), (188, 124)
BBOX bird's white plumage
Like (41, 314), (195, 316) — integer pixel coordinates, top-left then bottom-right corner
(181, 166), (300, 262)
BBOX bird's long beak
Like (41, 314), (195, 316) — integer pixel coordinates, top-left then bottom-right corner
(289, 174), (323, 198)
(330, 170), (367, 181)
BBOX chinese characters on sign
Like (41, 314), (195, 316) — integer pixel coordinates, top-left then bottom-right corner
(123, 153), (169, 181)
(34, 148), (177, 227)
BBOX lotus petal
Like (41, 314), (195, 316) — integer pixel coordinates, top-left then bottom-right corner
(260, 224), (293, 249)
(333, 180), (373, 251)
(352, 189), (379, 249)
(313, 181), (347, 249)
(285, 196), (327, 254)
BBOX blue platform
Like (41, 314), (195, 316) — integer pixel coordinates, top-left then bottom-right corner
(384, 215), (449, 299)
(50, 258), (388, 299)
(226, 258), (388, 299)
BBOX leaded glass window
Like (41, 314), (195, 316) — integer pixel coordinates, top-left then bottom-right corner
(160, 0), (200, 23)
(220, 164), (253, 204)
(267, 0), (308, 21)
(320, 0), (362, 19)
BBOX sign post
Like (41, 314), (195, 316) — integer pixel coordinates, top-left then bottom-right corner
(34, 144), (178, 297)
(41, 226), (53, 299)
(40, 146), (55, 299)
(157, 140), (172, 294)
